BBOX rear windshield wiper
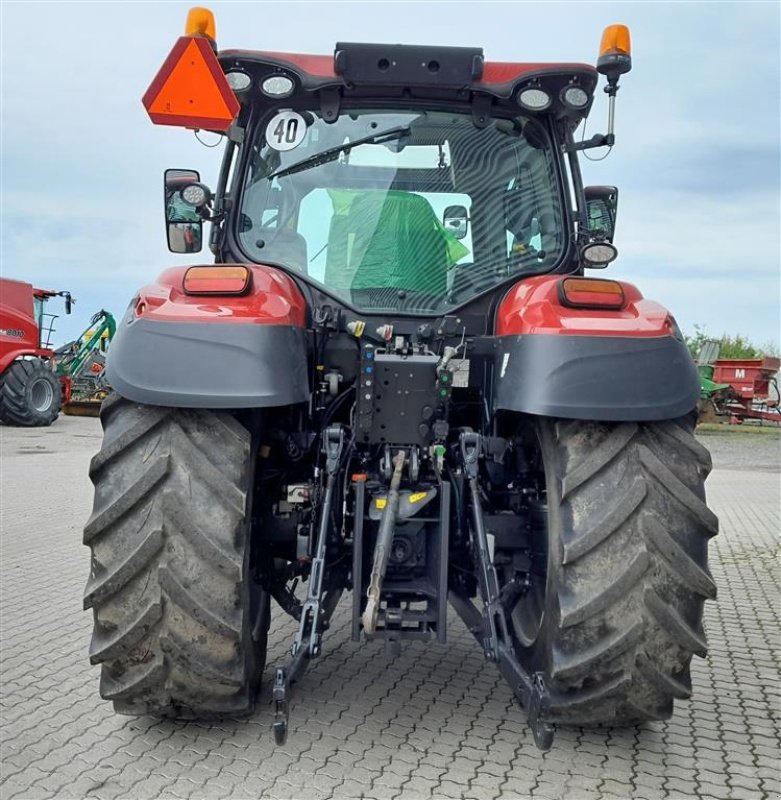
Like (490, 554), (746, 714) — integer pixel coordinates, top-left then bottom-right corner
(267, 125), (411, 180)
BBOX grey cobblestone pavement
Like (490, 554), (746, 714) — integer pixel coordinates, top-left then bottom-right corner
(1, 419), (779, 800)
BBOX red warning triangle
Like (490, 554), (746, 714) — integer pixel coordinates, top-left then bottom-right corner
(142, 36), (240, 131)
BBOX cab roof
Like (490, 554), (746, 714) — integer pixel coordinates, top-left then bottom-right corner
(218, 43), (599, 122)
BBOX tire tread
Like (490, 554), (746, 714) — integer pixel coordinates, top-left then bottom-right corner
(83, 396), (264, 717)
(536, 415), (716, 725)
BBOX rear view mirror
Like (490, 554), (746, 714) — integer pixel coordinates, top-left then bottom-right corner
(165, 168), (203, 253)
(168, 223), (203, 254)
(443, 205), (469, 240)
(56, 291), (73, 314)
(585, 186), (618, 243)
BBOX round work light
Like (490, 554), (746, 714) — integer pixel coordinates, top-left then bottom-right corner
(225, 71), (252, 93)
(517, 87), (552, 111)
(261, 75), (295, 98)
(562, 85), (589, 109)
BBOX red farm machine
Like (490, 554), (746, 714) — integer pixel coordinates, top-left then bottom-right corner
(697, 342), (780, 424)
(82, 9), (718, 750)
(0, 278), (73, 426)
(712, 357), (780, 423)
(0, 278), (117, 424)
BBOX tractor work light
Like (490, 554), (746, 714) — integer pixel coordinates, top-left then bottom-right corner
(185, 7), (216, 41)
(581, 241), (618, 267)
(558, 277), (625, 310)
(180, 182), (210, 208)
(183, 266), (251, 295)
(517, 87), (552, 111)
(561, 85), (590, 109)
(225, 70), (252, 93)
(261, 75), (295, 97)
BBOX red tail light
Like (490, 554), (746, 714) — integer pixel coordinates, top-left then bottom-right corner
(183, 266), (251, 295)
(558, 277), (625, 310)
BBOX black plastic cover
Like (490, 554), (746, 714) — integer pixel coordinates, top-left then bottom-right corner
(356, 349), (441, 445)
(334, 42), (484, 86)
(106, 315), (309, 409)
(494, 334), (700, 421)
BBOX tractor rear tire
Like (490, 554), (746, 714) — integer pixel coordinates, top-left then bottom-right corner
(83, 395), (269, 717)
(510, 415), (718, 725)
(0, 359), (61, 426)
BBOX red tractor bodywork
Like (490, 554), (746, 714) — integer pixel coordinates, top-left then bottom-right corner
(495, 275), (678, 338)
(133, 265), (307, 327)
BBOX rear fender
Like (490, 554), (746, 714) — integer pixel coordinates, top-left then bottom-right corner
(494, 276), (699, 421)
(107, 265), (310, 408)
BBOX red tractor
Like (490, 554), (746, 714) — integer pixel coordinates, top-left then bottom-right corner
(0, 278), (73, 426)
(83, 10), (717, 750)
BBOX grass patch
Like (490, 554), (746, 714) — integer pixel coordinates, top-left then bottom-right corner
(696, 422), (781, 436)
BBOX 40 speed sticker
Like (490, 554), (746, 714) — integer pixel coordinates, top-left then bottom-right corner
(265, 111), (307, 152)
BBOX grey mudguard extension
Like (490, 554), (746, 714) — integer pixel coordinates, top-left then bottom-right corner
(107, 316), (309, 408)
(494, 334), (700, 422)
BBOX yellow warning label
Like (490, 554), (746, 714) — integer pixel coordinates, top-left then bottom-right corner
(409, 492), (427, 504)
(375, 498), (387, 510)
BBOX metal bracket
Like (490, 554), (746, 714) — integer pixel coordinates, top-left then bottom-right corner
(295, 426), (344, 658)
(227, 122), (245, 144)
(527, 674), (555, 751)
(470, 92), (493, 129)
(272, 667), (289, 745)
(323, 426), (345, 475)
(456, 430), (556, 750)
(460, 431), (502, 658)
(319, 87), (342, 124)
(272, 426), (345, 744)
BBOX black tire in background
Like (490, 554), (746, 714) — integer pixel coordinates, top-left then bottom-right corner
(508, 415), (718, 725)
(0, 359), (61, 426)
(83, 395), (269, 716)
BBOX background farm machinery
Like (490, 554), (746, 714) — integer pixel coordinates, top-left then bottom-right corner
(0, 277), (115, 425)
(56, 310), (117, 417)
(697, 342), (780, 424)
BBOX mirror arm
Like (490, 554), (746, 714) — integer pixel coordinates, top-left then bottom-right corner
(565, 81), (620, 153)
(200, 207), (224, 224)
(564, 132), (615, 153)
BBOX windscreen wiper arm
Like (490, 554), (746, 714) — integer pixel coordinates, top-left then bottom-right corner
(268, 126), (411, 180)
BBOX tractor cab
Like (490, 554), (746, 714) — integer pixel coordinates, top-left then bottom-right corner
(33, 287), (73, 349)
(153, 19), (627, 314)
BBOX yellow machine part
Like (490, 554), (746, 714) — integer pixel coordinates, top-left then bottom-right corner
(63, 390), (108, 417)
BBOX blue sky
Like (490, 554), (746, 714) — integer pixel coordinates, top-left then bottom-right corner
(2, 1), (779, 347)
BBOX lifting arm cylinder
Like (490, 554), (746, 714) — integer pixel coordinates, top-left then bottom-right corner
(362, 450), (405, 633)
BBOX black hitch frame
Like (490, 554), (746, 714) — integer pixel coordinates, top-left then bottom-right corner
(450, 431), (555, 751)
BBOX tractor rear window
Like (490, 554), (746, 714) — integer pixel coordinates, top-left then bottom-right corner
(237, 108), (564, 313)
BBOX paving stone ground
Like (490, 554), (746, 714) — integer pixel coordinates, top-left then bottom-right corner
(1, 418), (779, 800)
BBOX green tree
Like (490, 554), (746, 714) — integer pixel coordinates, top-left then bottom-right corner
(685, 325), (780, 361)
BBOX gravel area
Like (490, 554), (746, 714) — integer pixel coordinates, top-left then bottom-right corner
(696, 428), (781, 472)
